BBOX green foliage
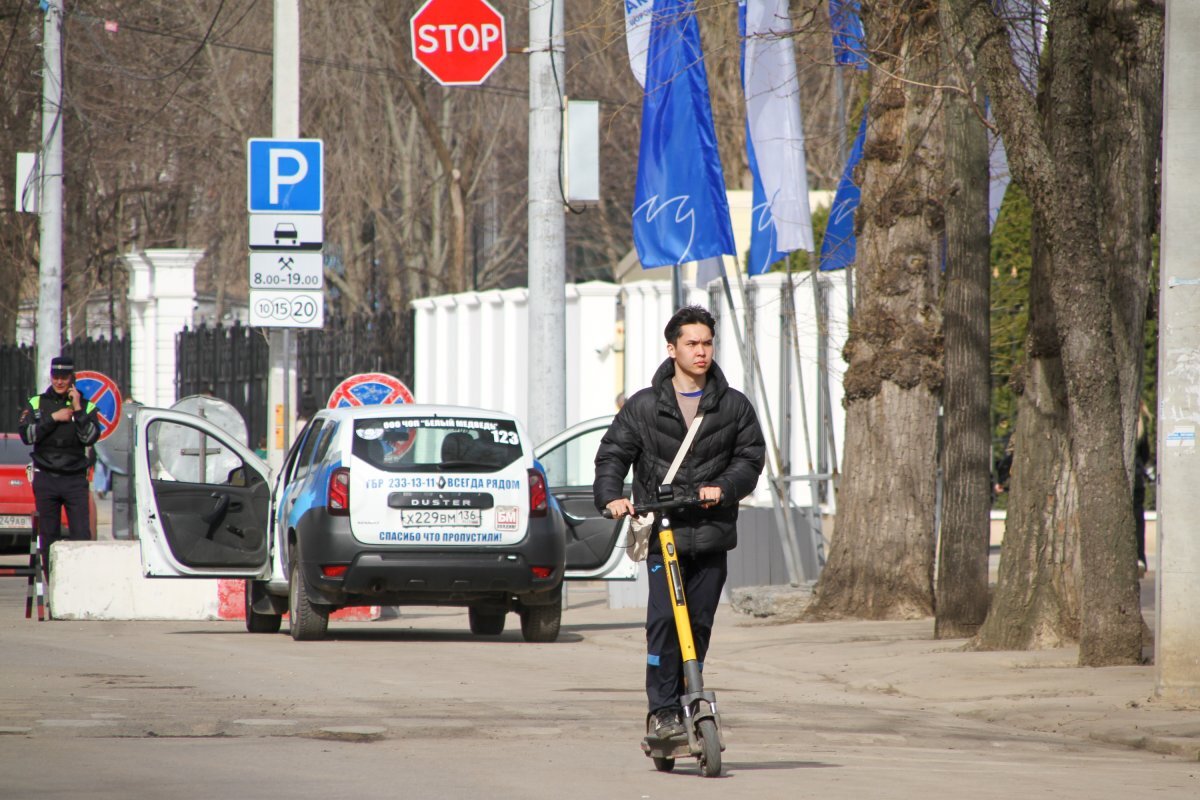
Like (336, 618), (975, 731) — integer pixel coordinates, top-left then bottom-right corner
(987, 185), (1160, 507)
(989, 184), (1033, 481)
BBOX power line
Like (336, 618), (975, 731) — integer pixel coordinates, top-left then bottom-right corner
(65, 8), (630, 107)
(70, 2), (228, 83)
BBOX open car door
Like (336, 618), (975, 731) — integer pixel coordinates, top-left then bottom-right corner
(133, 407), (273, 578)
(536, 416), (637, 580)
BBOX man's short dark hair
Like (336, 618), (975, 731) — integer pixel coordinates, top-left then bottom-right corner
(664, 305), (716, 344)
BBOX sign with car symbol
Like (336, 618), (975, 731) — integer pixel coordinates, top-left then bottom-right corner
(248, 214), (323, 250)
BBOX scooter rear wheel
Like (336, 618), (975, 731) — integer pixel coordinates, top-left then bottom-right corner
(697, 718), (721, 777)
(652, 756), (675, 772)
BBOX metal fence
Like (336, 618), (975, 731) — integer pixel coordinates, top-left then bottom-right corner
(0, 335), (130, 433)
(297, 310), (412, 412)
(176, 322), (271, 449)
(176, 311), (412, 449)
(64, 334), (131, 398)
(0, 344), (35, 431)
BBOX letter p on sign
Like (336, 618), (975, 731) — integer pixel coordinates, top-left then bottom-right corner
(410, 0), (507, 86)
(269, 149), (308, 205)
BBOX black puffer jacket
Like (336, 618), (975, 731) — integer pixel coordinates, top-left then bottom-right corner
(18, 386), (101, 474)
(593, 358), (765, 556)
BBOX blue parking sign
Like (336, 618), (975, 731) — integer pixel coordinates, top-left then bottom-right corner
(247, 138), (323, 213)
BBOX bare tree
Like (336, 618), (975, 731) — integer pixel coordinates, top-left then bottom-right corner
(950, 0), (1155, 665)
(974, 0), (1162, 657)
(0, 2), (42, 344)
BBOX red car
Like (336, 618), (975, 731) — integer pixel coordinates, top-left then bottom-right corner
(0, 433), (97, 552)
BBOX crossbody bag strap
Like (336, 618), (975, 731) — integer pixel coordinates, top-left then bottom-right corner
(662, 412), (704, 485)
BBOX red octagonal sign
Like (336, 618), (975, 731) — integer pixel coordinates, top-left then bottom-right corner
(410, 0), (507, 87)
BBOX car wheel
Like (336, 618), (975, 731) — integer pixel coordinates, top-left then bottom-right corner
(468, 607), (506, 635)
(244, 579), (282, 634)
(519, 601), (561, 643)
(289, 554), (329, 641)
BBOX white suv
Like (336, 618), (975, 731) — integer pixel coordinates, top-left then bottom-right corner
(133, 406), (634, 642)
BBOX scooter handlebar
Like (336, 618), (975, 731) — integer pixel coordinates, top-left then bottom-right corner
(601, 496), (707, 519)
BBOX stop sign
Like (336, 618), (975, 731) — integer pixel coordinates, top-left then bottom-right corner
(410, 0), (507, 86)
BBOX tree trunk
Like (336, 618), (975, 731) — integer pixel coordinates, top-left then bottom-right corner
(977, 232), (1082, 649)
(806, 0), (944, 621)
(951, 0), (1144, 666)
(935, 5), (993, 638)
(1092, 0), (1163, 496)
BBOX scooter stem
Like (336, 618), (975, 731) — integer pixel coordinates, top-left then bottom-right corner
(658, 519), (702, 691)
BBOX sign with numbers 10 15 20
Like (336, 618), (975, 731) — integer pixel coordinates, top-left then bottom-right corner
(249, 289), (324, 328)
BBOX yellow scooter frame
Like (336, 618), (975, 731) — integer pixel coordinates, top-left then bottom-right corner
(633, 496), (725, 777)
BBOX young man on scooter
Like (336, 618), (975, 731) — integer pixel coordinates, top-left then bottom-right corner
(593, 305), (765, 740)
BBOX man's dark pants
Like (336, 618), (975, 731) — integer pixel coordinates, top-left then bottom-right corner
(33, 469), (91, 571)
(644, 550), (728, 712)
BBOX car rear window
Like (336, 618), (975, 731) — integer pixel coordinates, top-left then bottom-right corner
(352, 416), (522, 473)
(0, 437), (29, 465)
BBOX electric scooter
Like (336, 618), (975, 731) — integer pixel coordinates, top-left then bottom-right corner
(605, 486), (724, 777)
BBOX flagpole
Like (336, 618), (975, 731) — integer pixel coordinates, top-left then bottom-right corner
(719, 263), (805, 584)
(783, 258), (827, 570)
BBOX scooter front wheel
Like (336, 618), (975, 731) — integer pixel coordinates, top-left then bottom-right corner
(697, 718), (722, 777)
(652, 756), (675, 772)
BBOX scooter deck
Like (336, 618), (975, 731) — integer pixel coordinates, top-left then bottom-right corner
(641, 734), (693, 760)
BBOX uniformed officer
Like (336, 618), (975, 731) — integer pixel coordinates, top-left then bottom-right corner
(17, 356), (100, 568)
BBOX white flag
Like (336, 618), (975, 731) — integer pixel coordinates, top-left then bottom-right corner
(625, 0), (654, 88)
(743, 0), (813, 253)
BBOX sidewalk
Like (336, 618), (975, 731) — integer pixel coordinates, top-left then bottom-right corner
(91, 493), (1200, 760)
(716, 584), (1200, 763)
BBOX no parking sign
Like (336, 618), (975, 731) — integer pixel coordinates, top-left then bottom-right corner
(74, 370), (123, 442)
(326, 373), (415, 409)
(328, 373), (416, 459)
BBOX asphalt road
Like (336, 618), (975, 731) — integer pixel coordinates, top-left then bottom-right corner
(0, 575), (1196, 800)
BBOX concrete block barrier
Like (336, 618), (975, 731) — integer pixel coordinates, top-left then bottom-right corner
(48, 541), (378, 622)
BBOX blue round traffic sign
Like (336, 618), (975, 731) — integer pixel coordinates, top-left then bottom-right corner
(74, 370), (123, 442)
(326, 373), (415, 409)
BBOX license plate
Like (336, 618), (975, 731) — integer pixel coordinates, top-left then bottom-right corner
(0, 514), (32, 530)
(399, 508), (482, 528)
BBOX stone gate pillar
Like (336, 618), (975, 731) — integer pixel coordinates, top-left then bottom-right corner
(124, 248), (202, 408)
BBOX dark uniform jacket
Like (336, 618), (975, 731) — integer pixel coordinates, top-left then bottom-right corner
(593, 358), (765, 557)
(18, 386), (100, 474)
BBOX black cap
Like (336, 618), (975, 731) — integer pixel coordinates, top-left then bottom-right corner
(50, 356), (75, 374)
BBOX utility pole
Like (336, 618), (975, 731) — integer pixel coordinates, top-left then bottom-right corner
(269, 0), (299, 470)
(1156, 0), (1200, 700)
(36, 0), (64, 378)
(527, 0), (566, 445)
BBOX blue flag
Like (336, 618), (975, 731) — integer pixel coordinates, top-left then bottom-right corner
(819, 110), (867, 272)
(633, 0), (736, 269)
(741, 0), (813, 276)
(747, 132), (788, 275)
(829, 0), (867, 70)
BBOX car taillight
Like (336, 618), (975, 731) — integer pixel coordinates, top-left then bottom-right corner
(328, 467), (350, 516)
(528, 468), (548, 518)
(321, 564), (349, 578)
(531, 566), (553, 579)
